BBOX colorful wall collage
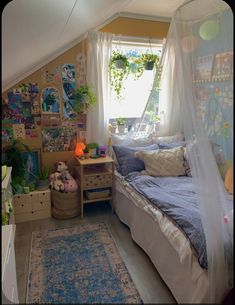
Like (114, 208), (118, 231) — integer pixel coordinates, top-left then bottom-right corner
(192, 9), (233, 161)
(2, 54), (87, 154)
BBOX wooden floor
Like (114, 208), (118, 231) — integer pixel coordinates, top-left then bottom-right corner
(14, 202), (176, 304)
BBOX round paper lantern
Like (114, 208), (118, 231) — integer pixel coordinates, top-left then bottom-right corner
(199, 20), (219, 40)
(181, 35), (198, 53)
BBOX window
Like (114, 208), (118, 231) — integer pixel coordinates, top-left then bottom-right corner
(109, 38), (163, 134)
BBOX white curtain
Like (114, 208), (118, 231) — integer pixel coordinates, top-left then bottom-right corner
(86, 31), (113, 145)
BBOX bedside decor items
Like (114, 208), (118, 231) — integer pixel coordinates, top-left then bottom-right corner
(26, 223), (142, 304)
(75, 142), (86, 158)
(98, 145), (107, 157)
(86, 142), (99, 157)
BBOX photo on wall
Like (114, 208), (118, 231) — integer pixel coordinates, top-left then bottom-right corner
(61, 64), (76, 82)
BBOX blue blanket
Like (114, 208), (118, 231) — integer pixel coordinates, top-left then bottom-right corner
(125, 172), (229, 269)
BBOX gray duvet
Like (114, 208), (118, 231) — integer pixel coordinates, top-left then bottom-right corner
(125, 172), (232, 269)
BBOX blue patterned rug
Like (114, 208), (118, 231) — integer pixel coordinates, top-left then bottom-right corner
(27, 223), (143, 304)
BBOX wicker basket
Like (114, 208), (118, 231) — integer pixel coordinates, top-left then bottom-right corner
(51, 189), (80, 219)
(85, 188), (110, 200)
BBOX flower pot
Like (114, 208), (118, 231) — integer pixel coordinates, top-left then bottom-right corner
(130, 62), (137, 73)
(114, 59), (125, 69)
(144, 61), (155, 70)
(37, 179), (50, 191)
(117, 125), (125, 134)
(81, 93), (89, 104)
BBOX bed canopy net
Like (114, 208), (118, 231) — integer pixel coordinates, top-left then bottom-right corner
(124, 0), (233, 303)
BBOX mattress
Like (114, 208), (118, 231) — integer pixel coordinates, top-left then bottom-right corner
(113, 170), (209, 303)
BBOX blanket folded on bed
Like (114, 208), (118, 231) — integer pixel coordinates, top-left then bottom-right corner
(125, 172), (233, 269)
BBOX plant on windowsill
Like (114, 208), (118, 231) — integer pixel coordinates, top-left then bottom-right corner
(72, 85), (97, 113)
(116, 117), (126, 134)
(109, 51), (130, 99)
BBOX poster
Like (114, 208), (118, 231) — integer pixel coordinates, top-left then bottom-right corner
(212, 51), (233, 81)
(61, 64), (76, 82)
(41, 87), (60, 114)
(194, 54), (214, 82)
(22, 149), (41, 182)
(41, 127), (77, 152)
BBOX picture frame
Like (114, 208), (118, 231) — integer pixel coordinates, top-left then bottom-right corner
(21, 149), (41, 182)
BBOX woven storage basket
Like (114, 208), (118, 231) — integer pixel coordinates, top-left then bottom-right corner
(51, 189), (80, 219)
(85, 189), (110, 200)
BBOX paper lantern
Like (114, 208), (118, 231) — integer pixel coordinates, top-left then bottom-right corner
(199, 20), (219, 40)
(181, 35), (198, 53)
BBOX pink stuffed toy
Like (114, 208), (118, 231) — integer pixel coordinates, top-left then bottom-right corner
(63, 179), (78, 192)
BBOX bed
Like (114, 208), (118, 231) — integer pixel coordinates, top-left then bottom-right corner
(111, 135), (232, 304)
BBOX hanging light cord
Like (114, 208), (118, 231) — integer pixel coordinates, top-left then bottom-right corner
(60, 0), (78, 37)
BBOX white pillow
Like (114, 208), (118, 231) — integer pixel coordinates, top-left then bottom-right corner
(110, 134), (153, 147)
(151, 132), (184, 144)
(135, 146), (186, 177)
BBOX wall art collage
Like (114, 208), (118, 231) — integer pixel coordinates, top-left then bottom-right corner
(2, 59), (87, 152)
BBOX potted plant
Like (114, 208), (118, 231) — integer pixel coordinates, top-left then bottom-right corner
(116, 117), (126, 134)
(83, 147), (90, 159)
(37, 166), (50, 191)
(141, 53), (159, 70)
(109, 51), (130, 99)
(72, 85), (97, 113)
(86, 143), (99, 157)
(2, 139), (31, 181)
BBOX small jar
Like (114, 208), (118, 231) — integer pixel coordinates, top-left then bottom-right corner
(98, 145), (107, 157)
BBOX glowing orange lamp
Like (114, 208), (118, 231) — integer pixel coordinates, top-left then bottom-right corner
(75, 142), (86, 157)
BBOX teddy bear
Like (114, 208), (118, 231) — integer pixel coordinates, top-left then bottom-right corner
(54, 178), (65, 192)
(49, 172), (61, 188)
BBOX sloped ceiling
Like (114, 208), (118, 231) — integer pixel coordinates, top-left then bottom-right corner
(2, 0), (185, 91)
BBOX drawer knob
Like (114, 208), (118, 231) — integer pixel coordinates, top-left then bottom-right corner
(21, 204), (24, 207)
(40, 201), (43, 204)
(32, 211), (34, 214)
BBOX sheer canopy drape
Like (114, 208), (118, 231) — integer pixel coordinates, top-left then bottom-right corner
(86, 31), (113, 145)
(159, 0), (233, 303)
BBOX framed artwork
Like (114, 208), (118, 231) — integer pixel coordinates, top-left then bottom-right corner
(21, 149), (41, 182)
(61, 64), (76, 82)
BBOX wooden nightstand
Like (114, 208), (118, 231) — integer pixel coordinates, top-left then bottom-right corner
(74, 156), (114, 217)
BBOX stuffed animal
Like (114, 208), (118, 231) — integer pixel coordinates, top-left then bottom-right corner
(57, 161), (68, 173)
(63, 179), (78, 192)
(49, 172), (61, 187)
(60, 170), (73, 181)
(54, 178), (65, 192)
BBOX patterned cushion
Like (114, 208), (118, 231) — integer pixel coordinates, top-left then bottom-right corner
(112, 144), (159, 176)
(135, 146), (186, 177)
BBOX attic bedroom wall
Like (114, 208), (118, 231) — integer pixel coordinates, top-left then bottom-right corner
(2, 17), (170, 170)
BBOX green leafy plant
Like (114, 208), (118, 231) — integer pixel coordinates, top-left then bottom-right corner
(2, 209), (8, 225)
(38, 166), (50, 180)
(72, 85), (97, 112)
(109, 51), (130, 99)
(141, 53), (159, 64)
(86, 143), (99, 150)
(2, 139), (31, 180)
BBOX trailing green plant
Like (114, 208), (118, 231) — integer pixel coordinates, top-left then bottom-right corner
(2, 209), (8, 225)
(72, 85), (97, 112)
(38, 166), (50, 180)
(109, 51), (130, 99)
(2, 139), (31, 180)
(141, 53), (159, 64)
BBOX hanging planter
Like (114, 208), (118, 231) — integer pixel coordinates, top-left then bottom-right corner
(109, 51), (130, 99)
(141, 54), (159, 71)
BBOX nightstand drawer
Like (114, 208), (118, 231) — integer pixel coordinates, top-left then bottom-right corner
(38, 191), (51, 202)
(13, 201), (32, 214)
(83, 173), (112, 189)
(33, 200), (51, 211)
(13, 194), (30, 205)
